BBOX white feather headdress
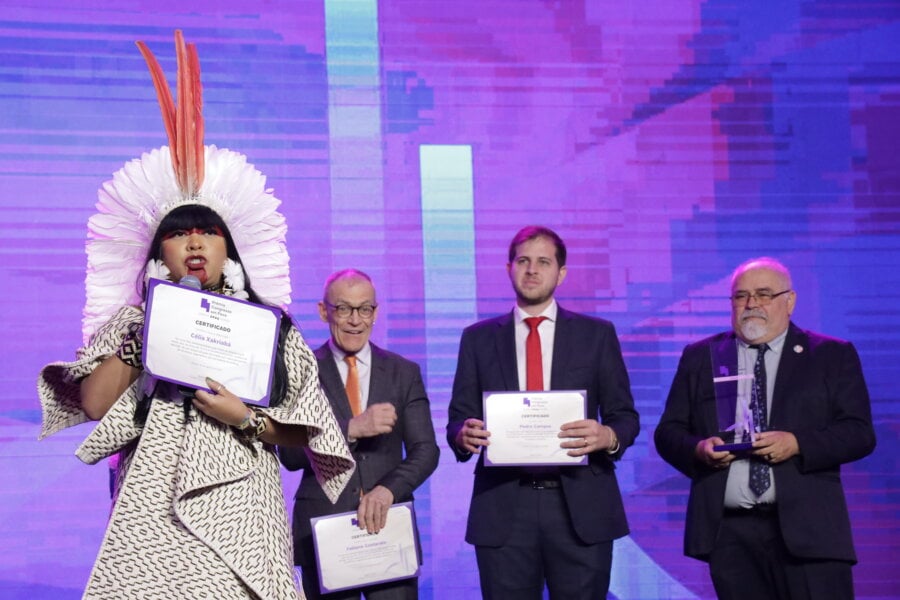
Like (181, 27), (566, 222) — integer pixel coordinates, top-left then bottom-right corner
(82, 31), (290, 341)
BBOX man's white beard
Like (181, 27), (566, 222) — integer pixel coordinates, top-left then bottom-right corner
(741, 319), (768, 341)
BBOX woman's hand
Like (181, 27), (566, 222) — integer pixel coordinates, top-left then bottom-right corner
(192, 377), (252, 427)
(194, 377), (308, 446)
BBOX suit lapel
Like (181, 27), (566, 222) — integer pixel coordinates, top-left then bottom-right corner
(494, 313), (519, 391)
(368, 343), (389, 408)
(770, 322), (803, 426)
(314, 343), (353, 422)
(549, 307), (572, 389)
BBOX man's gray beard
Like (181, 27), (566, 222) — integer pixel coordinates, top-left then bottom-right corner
(741, 319), (768, 341)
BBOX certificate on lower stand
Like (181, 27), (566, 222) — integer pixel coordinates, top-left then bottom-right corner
(142, 278), (281, 405)
(483, 390), (587, 467)
(311, 502), (421, 594)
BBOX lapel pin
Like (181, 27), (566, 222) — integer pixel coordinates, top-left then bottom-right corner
(793, 345), (803, 354)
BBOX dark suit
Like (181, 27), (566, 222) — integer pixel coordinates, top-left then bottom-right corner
(447, 306), (639, 595)
(280, 342), (440, 600)
(654, 322), (876, 596)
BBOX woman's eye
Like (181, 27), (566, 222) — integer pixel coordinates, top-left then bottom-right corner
(161, 229), (188, 241)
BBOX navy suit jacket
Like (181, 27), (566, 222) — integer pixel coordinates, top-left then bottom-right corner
(446, 306), (640, 546)
(280, 342), (440, 568)
(654, 322), (876, 562)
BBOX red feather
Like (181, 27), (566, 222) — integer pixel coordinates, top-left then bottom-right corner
(136, 30), (205, 197)
(135, 41), (176, 153)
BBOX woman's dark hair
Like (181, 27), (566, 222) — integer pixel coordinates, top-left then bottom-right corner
(135, 204), (292, 425)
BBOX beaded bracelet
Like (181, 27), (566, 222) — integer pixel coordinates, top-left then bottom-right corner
(115, 325), (143, 370)
(234, 408), (268, 441)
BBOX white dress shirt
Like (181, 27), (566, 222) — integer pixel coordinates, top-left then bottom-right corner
(723, 328), (787, 508)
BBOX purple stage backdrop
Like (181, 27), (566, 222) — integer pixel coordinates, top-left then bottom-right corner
(1, 1), (898, 598)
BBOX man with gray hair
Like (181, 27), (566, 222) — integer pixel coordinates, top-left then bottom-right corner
(655, 257), (876, 599)
(280, 269), (439, 599)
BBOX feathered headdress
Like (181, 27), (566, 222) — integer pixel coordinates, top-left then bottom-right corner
(83, 30), (290, 341)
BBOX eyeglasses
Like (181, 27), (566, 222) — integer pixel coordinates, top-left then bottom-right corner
(326, 303), (377, 319)
(730, 289), (792, 305)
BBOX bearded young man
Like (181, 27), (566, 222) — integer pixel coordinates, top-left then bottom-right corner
(447, 225), (639, 599)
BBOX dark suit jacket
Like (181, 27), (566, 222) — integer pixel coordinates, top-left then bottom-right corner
(654, 322), (876, 563)
(446, 306), (640, 546)
(279, 342), (440, 568)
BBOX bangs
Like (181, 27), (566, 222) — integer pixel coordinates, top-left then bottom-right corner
(156, 204), (228, 236)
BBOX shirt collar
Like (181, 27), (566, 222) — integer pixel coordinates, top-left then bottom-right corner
(328, 339), (372, 365)
(514, 299), (558, 325)
(737, 327), (788, 356)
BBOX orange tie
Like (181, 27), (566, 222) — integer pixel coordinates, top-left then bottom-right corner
(524, 316), (548, 391)
(344, 355), (362, 416)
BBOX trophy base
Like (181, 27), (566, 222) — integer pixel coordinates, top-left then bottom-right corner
(713, 442), (754, 452)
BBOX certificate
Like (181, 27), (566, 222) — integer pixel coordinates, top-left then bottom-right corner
(142, 278), (281, 405)
(311, 502), (420, 594)
(483, 390), (587, 467)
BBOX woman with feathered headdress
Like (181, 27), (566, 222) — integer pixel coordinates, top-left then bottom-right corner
(37, 32), (354, 600)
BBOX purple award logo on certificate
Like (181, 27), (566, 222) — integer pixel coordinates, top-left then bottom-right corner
(142, 279), (281, 405)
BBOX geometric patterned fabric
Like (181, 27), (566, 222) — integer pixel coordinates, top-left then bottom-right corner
(37, 305), (355, 599)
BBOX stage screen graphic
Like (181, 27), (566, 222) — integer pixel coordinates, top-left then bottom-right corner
(0, 1), (897, 598)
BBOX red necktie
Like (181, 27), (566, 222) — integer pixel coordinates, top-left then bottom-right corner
(344, 355), (362, 416)
(524, 316), (548, 391)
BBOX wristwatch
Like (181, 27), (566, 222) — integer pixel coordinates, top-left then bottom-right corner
(606, 430), (620, 455)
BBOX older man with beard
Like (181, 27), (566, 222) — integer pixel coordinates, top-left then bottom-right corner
(655, 257), (876, 600)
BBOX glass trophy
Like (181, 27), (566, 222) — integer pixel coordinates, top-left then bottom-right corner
(711, 347), (757, 452)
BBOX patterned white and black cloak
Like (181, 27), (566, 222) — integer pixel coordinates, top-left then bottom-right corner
(38, 305), (355, 600)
